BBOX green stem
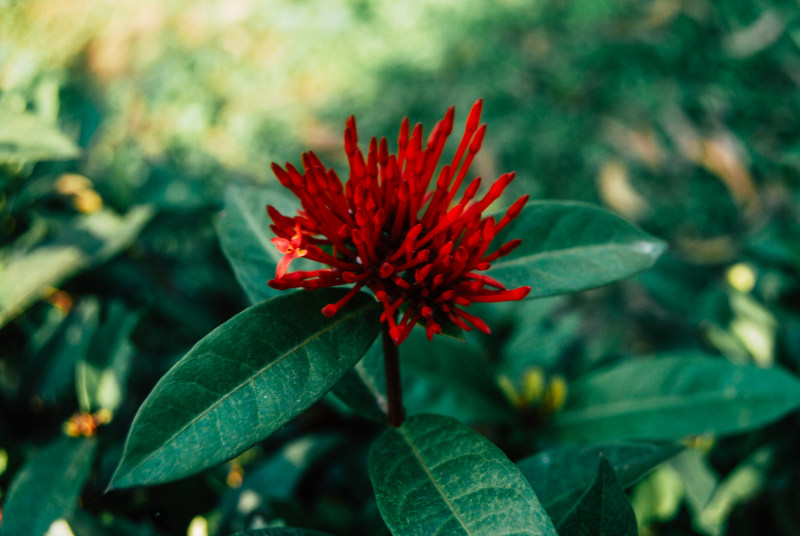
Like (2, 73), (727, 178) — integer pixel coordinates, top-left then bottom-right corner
(381, 322), (405, 427)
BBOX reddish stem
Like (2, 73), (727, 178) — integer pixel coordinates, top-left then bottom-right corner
(381, 321), (405, 427)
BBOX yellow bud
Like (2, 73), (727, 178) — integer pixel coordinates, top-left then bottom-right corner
(73, 189), (103, 213)
(543, 376), (568, 414)
(497, 374), (524, 408)
(726, 263), (756, 294)
(521, 367), (545, 405)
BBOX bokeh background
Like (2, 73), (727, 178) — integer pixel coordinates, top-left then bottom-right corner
(2, 0), (800, 535)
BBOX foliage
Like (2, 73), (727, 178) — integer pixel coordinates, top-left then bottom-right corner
(2, 1), (800, 535)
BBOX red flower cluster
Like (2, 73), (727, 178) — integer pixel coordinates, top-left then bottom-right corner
(268, 100), (531, 344)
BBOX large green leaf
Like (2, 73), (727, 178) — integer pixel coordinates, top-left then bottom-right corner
(2, 437), (97, 536)
(517, 442), (681, 524)
(0, 106), (80, 163)
(486, 201), (665, 298)
(216, 184), (304, 304)
(0, 206), (153, 328)
(557, 459), (638, 536)
(109, 289), (380, 489)
(369, 413), (557, 536)
(551, 354), (800, 442)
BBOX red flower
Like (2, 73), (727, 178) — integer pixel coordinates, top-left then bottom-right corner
(267, 99), (531, 344)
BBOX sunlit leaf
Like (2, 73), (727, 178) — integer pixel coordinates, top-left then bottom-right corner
(487, 201), (666, 298)
(551, 354), (800, 441)
(109, 289), (380, 489)
(1, 437), (97, 536)
(557, 458), (638, 536)
(370, 413), (557, 536)
(0, 206), (153, 328)
(0, 106), (80, 163)
(518, 442), (680, 524)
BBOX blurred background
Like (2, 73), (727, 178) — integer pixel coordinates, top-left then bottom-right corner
(2, 0), (800, 534)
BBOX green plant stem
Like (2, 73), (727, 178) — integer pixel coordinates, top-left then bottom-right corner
(382, 322), (405, 427)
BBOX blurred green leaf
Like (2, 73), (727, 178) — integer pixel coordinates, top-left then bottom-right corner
(109, 289), (380, 489)
(551, 354), (800, 441)
(369, 413), (557, 536)
(33, 297), (100, 404)
(557, 458), (638, 536)
(517, 442), (681, 525)
(232, 529), (334, 536)
(0, 206), (153, 328)
(76, 300), (139, 413)
(486, 201), (665, 298)
(0, 106), (80, 163)
(216, 184), (303, 304)
(2, 436), (97, 536)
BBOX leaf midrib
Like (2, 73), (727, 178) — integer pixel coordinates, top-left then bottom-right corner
(554, 389), (800, 427)
(488, 241), (654, 271)
(399, 425), (474, 536)
(116, 301), (374, 483)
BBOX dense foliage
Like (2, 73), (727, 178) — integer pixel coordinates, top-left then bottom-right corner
(2, 1), (800, 535)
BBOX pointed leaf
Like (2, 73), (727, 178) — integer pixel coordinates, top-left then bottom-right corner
(517, 442), (681, 524)
(369, 413), (557, 536)
(486, 202), (665, 298)
(216, 184), (303, 303)
(557, 459), (638, 536)
(2, 437), (97, 536)
(0, 206), (153, 328)
(551, 354), (800, 442)
(110, 289), (380, 489)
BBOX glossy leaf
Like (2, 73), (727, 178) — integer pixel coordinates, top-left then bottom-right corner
(486, 201), (665, 298)
(369, 413), (557, 536)
(557, 459), (638, 536)
(0, 206), (153, 328)
(2, 437), (97, 536)
(329, 339), (387, 423)
(0, 106), (80, 163)
(109, 289), (380, 489)
(551, 354), (800, 442)
(517, 442), (681, 524)
(216, 184), (304, 304)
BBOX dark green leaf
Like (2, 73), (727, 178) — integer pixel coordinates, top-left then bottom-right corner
(486, 202), (665, 298)
(109, 289), (380, 489)
(557, 458), (638, 536)
(517, 442), (681, 524)
(0, 206), (153, 328)
(329, 339), (388, 423)
(551, 354), (800, 442)
(369, 413), (557, 536)
(216, 184), (305, 304)
(2, 437), (97, 536)
(0, 106), (80, 163)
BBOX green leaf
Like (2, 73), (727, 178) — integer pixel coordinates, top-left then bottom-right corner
(2, 437), (97, 536)
(329, 339), (388, 423)
(369, 413), (557, 536)
(551, 354), (800, 442)
(109, 289), (380, 489)
(76, 301), (140, 413)
(216, 184), (304, 304)
(557, 458), (638, 536)
(486, 201), (665, 298)
(517, 442), (681, 525)
(0, 106), (80, 163)
(0, 206), (153, 328)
